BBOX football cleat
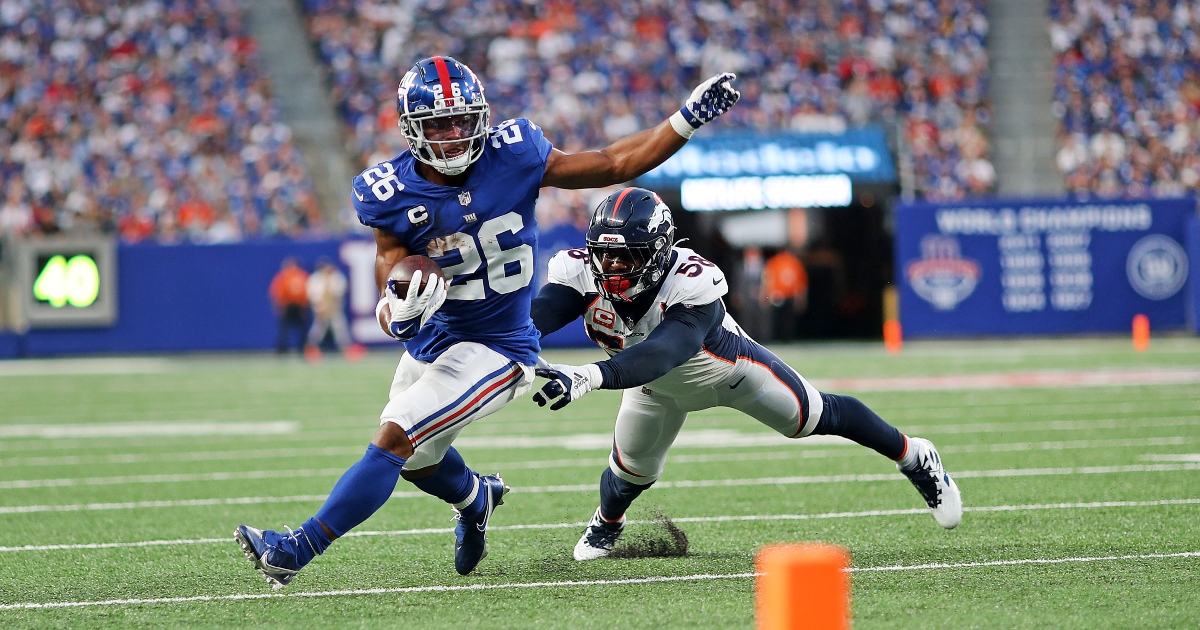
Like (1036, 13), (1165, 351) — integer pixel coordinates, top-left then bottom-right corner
(898, 437), (962, 529)
(453, 473), (510, 575)
(573, 507), (626, 561)
(233, 525), (307, 589)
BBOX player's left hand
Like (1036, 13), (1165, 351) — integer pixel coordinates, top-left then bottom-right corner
(676, 72), (741, 132)
(533, 362), (603, 411)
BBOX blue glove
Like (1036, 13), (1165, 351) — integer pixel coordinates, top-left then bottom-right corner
(533, 362), (603, 411)
(670, 73), (741, 138)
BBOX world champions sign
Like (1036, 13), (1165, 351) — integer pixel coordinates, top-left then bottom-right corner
(894, 197), (1195, 337)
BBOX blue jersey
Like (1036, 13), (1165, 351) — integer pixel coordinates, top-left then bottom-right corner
(354, 118), (553, 366)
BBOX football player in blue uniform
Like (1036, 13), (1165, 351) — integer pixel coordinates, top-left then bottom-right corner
(234, 57), (741, 586)
(530, 188), (962, 560)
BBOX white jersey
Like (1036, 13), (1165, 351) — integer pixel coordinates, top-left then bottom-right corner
(546, 246), (748, 396)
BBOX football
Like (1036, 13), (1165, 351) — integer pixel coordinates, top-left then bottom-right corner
(386, 254), (444, 296)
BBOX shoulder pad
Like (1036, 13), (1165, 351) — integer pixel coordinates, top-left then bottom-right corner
(546, 248), (593, 295)
(662, 248), (727, 307)
(488, 118), (553, 165)
(353, 160), (407, 229)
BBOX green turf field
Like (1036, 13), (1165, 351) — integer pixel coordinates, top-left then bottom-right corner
(1, 337), (1199, 628)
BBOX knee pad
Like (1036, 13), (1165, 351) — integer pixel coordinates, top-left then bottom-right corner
(609, 449), (661, 484)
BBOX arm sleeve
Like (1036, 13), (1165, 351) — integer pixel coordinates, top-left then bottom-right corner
(530, 282), (588, 337)
(595, 300), (723, 390)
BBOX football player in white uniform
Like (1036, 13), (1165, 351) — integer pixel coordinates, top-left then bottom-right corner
(530, 188), (962, 561)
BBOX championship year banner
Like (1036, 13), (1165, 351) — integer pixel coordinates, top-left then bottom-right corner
(895, 197), (1194, 337)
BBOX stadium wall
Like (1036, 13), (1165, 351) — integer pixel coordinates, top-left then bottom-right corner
(0, 235), (589, 359)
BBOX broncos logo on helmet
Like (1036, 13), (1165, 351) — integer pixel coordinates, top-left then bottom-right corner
(586, 188), (677, 302)
(397, 56), (490, 176)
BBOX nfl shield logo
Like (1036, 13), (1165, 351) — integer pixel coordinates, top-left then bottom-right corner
(458, 191), (472, 206)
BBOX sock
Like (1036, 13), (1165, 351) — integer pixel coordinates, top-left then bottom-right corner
(290, 516), (333, 566)
(599, 467), (653, 522)
(407, 446), (479, 510)
(811, 393), (907, 460)
(312, 444), (405, 539)
(896, 437), (921, 470)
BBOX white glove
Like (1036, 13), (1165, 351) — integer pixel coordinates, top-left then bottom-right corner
(533, 362), (603, 411)
(383, 270), (446, 341)
(670, 72), (741, 139)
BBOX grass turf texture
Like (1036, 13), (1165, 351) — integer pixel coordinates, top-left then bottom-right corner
(0, 337), (1198, 628)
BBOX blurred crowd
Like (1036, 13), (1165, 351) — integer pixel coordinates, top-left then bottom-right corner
(1050, 0), (1200, 197)
(0, 0), (320, 242)
(301, 0), (994, 226)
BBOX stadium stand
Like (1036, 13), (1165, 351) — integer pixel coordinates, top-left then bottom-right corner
(0, 0), (320, 241)
(299, 0), (994, 225)
(1050, 0), (1200, 198)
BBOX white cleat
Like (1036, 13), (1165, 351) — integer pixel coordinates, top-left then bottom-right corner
(898, 437), (962, 529)
(573, 507), (625, 561)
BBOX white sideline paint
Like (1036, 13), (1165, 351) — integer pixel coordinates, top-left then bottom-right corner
(4, 498), (1198, 553)
(3, 552), (1199, 610)
(0, 421), (298, 440)
(814, 368), (1200, 392)
(3, 463), (1199, 514)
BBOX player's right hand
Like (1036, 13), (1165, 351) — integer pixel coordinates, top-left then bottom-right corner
(533, 362), (602, 411)
(384, 270), (447, 341)
(675, 72), (741, 133)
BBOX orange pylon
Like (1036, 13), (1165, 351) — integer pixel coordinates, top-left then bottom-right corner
(756, 543), (851, 630)
(883, 319), (902, 355)
(1132, 314), (1150, 352)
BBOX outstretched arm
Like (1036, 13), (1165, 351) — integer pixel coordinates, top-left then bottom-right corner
(532, 301), (724, 410)
(541, 73), (740, 190)
(530, 283), (590, 337)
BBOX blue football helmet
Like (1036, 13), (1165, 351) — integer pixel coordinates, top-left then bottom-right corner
(397, 56), (490, 176)
(586, 187), (676, 302)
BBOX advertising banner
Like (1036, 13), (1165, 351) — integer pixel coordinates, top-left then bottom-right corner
(896, 197), (1194, 337)
(635, 127), (896, 212)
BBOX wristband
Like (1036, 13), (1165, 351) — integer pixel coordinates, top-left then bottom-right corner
(669, 110), (697, 139)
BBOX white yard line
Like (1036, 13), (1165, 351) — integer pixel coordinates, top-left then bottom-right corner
(815, 368), (1200, 392)
(850, 551), (1200, 572)
(3, 551), (1199, 611)
(0, 433), (1191, 472)
(0, 422), (298, 440)
(0, 468), (349, 490)
(1141, 453), (1200, 462)
(0, 357), (176, 377)
(902, 415), (1200, 436)
(3, 461), (1199, 515)
(3, 498), (1198, 553)
(0, 446), (365, 468)
(4, 457), (1200, 491)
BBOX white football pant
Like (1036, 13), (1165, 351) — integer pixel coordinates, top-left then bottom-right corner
(608, 355), (823, 484)
(380, 342), (533, 470)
